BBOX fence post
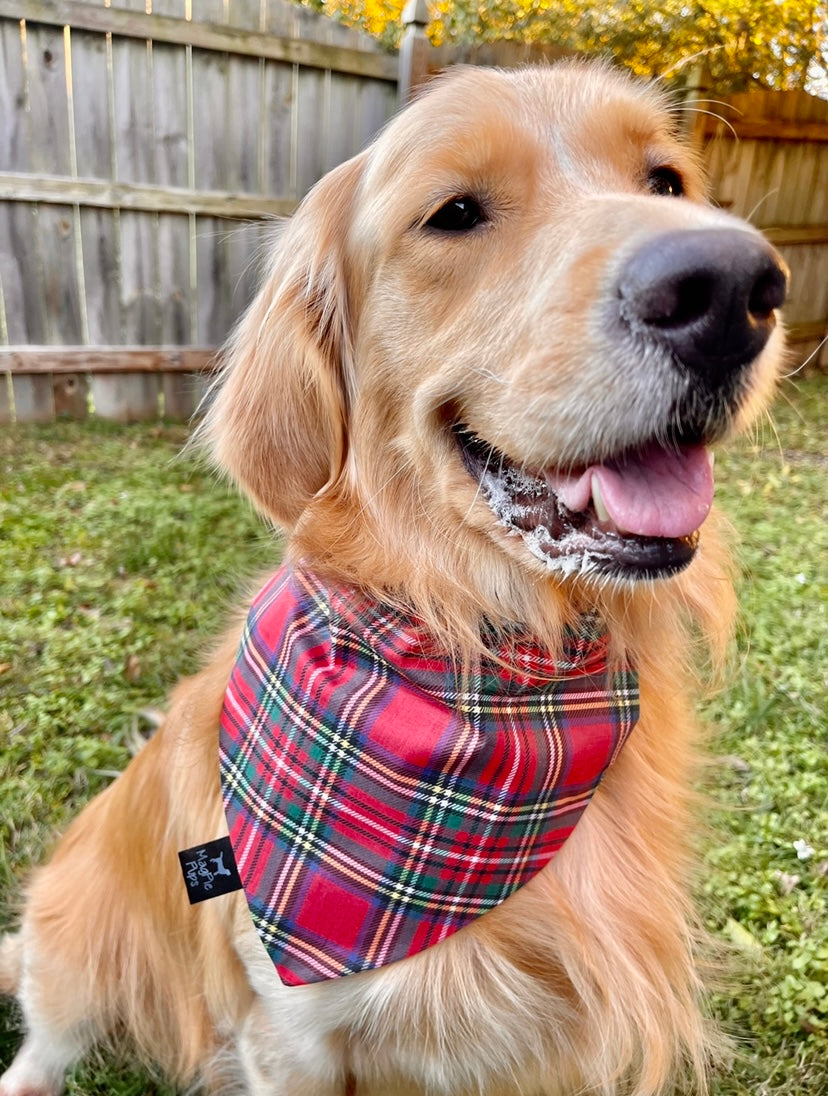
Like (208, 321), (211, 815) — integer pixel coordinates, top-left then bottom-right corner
(398, 0), (431, 106)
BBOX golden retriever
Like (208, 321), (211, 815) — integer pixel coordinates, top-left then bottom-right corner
(0, 63), (786, 1096)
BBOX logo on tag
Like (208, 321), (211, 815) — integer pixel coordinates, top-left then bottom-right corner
(178, 835), (243, 904)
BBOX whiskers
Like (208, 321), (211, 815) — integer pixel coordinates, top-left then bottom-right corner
(651, 47), (723, 84)
(670, 101), (741, 141)
(460, 440), (502, 528)
(750, 405), (785, 465)
(467, 364), (508, 386)
(780, 332), (828, 379)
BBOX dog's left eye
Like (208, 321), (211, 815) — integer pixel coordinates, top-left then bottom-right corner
(425, 197), (486, 232)
(648, 167), (684, 197)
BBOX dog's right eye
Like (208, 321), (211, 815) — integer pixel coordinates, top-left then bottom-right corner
(647, 167), (684, 198)
(425, 197), (485, 232)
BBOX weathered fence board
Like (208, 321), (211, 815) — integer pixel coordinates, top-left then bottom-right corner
(72, 30), (111, 181)
(0, 19), (29, 174)
(53, 371), (88, 419)
(157, 213), (192, 344)
(262, 57), (298, 197)
(1, 204), (35, 343)
(12, 373), (54, 423)
(296, 67), (328, 195)
(0, 375), (10, 422)
(25, 22), (73, 178)
(152, 42), (190, 190)
(81, 207), (121, 345)
(113, 207), (161, 419)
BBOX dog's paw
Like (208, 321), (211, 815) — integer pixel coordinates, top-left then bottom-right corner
(0, 1049), (66, 1096)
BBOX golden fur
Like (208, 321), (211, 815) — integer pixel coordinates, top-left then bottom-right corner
(0, 63), (784, 1096)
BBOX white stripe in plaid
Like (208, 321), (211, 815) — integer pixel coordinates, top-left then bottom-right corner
(220, 565), (639, 985)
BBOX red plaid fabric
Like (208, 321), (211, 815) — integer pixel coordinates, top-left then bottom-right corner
(220, 565), (638, 986)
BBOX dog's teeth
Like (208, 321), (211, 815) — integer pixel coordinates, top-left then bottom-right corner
(591, 474), (611, 523)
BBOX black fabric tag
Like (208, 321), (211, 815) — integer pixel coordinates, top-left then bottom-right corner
(178, 835), (243, 905)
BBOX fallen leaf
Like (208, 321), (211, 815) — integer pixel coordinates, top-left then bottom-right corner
(722, 754), (752, 774)
(124, 654), (142, 683)
(774, 871), (800, 896)
(724, 918), (763, 955)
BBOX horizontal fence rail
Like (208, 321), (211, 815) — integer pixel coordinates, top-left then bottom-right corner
(0, 0), (399, 80)
(0, 172), (300, 219)
(3, 346), (217, 374)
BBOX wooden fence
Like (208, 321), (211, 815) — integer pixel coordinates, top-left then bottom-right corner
(691, 87), (828, 373)
(0, 0), (397, 421)
(1, 2), (825, 422)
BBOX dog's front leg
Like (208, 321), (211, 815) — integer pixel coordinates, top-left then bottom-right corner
(235, 996), (356, 1096)
(0, 929), (98, 1096)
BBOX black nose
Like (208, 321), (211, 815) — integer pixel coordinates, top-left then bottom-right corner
(617, 228), (788, 379)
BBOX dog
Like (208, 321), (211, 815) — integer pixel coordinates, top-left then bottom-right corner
(0, 63), (787, 1096)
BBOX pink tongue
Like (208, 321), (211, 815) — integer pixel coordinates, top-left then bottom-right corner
(550, 444), (713, 539)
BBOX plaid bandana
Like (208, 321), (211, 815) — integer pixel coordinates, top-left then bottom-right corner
(220, 565), (639, 986)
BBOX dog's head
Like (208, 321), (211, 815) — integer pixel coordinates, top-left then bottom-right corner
(204, 63), (786, 631)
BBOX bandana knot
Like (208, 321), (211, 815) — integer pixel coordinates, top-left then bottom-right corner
(220, 565), (639, 985)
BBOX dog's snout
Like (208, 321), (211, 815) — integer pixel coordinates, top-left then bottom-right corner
(617, 228), (788, 377)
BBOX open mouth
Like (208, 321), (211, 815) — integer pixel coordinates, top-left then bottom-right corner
(455, 426), (715, 580)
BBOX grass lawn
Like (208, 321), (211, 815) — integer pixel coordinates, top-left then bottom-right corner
(1, 376), (826, 1094)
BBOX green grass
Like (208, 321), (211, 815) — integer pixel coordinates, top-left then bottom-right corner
(0, 424), (277, 1090)
(1, 378), (826, 1093)
(699, 378), (827, 1094)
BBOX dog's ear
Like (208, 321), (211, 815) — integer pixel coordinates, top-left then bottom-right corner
(202, 155), (364, 527)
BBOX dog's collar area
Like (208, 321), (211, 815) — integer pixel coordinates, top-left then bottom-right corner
(219, 565), (639, 985)
(453, 423), (707, 580)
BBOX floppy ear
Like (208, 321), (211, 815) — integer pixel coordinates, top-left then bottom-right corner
(202, 155), (365, 528)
